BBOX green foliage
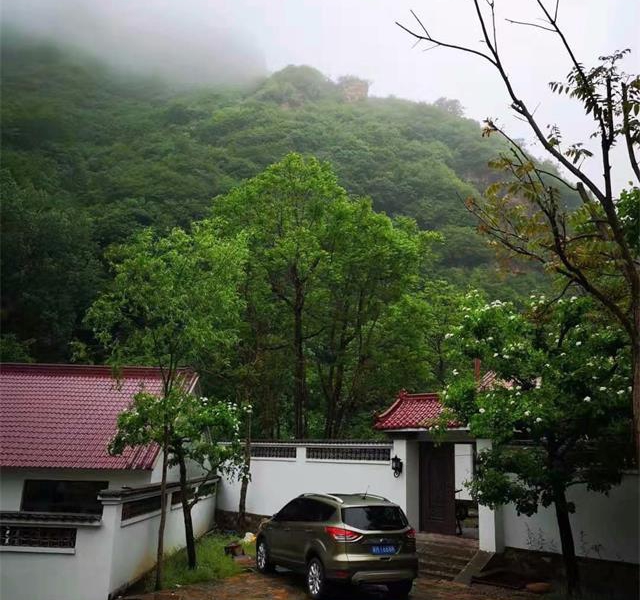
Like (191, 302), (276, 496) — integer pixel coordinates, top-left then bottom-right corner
(139, 534), (242, 592)
(109, 389), (245, 480)
(617, 186), (640, 254)
(0, 334), (34, 363)
(441, 292), (633, 515)
(208, 154), (453, 437)
(255, 65), (338, 105)
(0, 33), (538, 361)
(0, 170), (101, 360)
(86, 222), (248, 574)
(85, 225), (247, 374)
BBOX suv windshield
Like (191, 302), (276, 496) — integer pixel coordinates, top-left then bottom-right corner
(342, 505), (408, 531)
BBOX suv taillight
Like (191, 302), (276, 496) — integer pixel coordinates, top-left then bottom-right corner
(406, 528), (416, 539)
(325, 526), (363, 542)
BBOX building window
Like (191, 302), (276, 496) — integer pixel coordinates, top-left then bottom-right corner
(21, 480), (108, 515)
(121, 495), (162, 521)
(306, 446), (391, 461)
(1, 525), (77, 549)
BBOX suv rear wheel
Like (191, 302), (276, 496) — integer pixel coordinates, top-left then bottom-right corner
(256, 538), (275, 573)
(306, 557), (327, 599)
(387, 579), (413, 599)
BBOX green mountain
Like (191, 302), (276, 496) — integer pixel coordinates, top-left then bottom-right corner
(1, 32), (543, 361)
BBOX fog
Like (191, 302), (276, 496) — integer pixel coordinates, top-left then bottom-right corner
(1, 0), (267, 86)
(2, 0), (638, 188)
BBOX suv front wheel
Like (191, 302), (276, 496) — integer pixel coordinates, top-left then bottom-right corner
(306, 557), (328, 599)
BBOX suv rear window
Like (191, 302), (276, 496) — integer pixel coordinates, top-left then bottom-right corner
(342, 505), (408, 531)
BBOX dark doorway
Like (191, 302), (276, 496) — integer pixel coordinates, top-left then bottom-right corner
(419, 443), (456, 534)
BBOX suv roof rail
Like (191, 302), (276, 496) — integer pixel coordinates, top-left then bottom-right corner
(360, 493), (389, 501)
(299, 492), (344, 504)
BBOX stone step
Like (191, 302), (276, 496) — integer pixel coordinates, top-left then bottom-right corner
(419, 554), (467, 568)
(453, 550), (494, 585)
(415, 532), (479, 547)
(416, 535), (479, 582)
(419, 566), (458, 580)
(418, 553), (472, 570)
(419, 565), (461, 579)
(416, 543), (478, 561)
(415, 535), (478, 548)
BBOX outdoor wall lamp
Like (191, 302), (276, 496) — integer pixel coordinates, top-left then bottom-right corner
(391, 455), (403, 478)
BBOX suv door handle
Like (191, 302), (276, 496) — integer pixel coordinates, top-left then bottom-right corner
(303, 529), (313, 533)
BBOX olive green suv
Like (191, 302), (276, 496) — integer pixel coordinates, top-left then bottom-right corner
(256, 493), (418, 599)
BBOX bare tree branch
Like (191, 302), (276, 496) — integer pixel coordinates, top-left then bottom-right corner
(395, 19), (497, 66)
(505, 18), (555, 33)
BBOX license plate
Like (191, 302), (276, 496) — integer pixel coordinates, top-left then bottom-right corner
(371, 545), (396, 555)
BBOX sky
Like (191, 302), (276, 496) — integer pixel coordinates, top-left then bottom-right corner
(3, 0), (639, 190)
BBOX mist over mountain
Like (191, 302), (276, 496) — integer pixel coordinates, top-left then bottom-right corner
(1, 0), (266, 87)
(1, 32), (547, 362)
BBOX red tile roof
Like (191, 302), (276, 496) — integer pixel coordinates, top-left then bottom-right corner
(0, 364), (198, 470)
(374, 390), (446, 430)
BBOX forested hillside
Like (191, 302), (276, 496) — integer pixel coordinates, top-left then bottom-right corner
(1, 32), (543, 363)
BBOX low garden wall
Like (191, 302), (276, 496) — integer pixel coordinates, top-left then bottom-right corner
(216, 440), (403, 521)
(0, 477), (218, 600)
(501, 471), (639, 565)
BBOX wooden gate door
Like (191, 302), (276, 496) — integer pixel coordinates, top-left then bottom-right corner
(420, 443), (456, 534)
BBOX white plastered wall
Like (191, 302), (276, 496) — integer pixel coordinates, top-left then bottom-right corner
(107, 489), (217, 593)
(501, 472), (639, 564)
(217, 444), (404, 520)
(454, 443), (474, 501)
(0, 467), (153, 511)
(0, 462), (217, 600)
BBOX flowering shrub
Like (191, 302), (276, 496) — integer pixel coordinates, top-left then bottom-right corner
(441, 291), (633, 513)
(110, 388), (246, 480)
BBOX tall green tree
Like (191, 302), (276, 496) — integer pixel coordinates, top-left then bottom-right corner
(442, 293), (633, 595)
(85, 224), (246, 587)
(309, 203), (437, 437)
(212, 153), (349, 437)
(212, 153), (451, 438)
(108, 388), (245, 569)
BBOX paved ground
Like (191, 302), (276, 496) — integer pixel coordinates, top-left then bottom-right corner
(124, 570), (534, 600)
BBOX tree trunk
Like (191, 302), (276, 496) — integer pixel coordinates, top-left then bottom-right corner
(293, 286), (307, 438)
(238, 407), (252, 532)
(177, 452), (197, 569)
(633, 306), (640, 467)
(553, 486), (580, 596)
(324, 363), (345, 438)
(154, 427), (169, 591)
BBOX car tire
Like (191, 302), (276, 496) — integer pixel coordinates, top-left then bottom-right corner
(306, 557), (328, 599)
(255, 538), (275, 573)
(387, 579), (413, 599)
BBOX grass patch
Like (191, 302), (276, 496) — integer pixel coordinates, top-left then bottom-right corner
(242, 538), (256, 558)
(139, 533), (245, 592)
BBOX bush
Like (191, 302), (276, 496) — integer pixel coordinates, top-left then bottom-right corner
(141, 534), (243, 591)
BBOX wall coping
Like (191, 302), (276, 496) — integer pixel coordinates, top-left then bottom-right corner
(0, 511), (102, 527)
(99, 475), (219, 503)
(223, 440), (393, 447)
